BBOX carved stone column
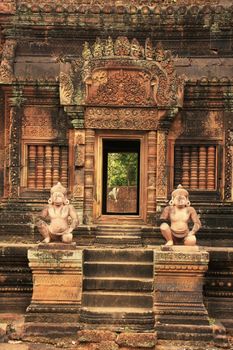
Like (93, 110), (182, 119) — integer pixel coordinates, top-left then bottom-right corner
(154, 246), (213, 341)
(24, 244), (82, 339)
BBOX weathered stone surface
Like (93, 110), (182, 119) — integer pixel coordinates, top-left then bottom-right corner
(116, 332), (157, 348)
(0, 323), (8, 342)
(94, 341), (119, 350)
(77, 330), (116, 343)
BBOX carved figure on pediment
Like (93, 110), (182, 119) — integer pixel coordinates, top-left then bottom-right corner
(37, 182), (78, 244)
(160, 185), (201, 246)
(0, 39), (17, 83)
(145, 38), (153, 60)
(154, 42), (167, 62)
(82, 42), (92, 61)
(114, 36), (131, 56)
(104, 36), (114, 56)
(93, 37), (103, 58)
(131, 38), (143, 59)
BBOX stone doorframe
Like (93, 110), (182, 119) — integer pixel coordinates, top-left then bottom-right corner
(93, 130), (148, 224)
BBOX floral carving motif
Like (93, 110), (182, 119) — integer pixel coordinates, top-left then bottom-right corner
(85, 107), (159, 130)
(156, 131), (168, 199)
(87, 69), (151, 106)
(59, 72), (74, 105)
(225, 114), (233, 201)
(22, 107), (67, 139)
(9, 106), (21, 197)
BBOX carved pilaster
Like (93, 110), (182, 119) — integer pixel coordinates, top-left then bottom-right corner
(8, 91), (25, 198)
(73, 130), (86, 224)
(147, 131), (157, 224)
(156, 130), (168, 201)
(84, 129), (95, 225)
(225, 113), (233, 201)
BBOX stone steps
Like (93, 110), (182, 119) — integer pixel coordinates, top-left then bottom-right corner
(82, 291), (153, 308)
(81, 248), (154, 328)
(84, 249), (153, 261)
(83, 262), (153, 278)
(83, 277), (153, 291)
(95, 225), (142, 245)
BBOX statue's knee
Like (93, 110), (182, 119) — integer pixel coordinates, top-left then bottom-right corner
(184, 235), (196, 246)
(62, 233), (73, 243)
(160, 223), (169, 231)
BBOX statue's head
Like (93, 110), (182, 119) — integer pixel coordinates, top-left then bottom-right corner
(48, 182), (69, 206)
(169, 184), (190, 207)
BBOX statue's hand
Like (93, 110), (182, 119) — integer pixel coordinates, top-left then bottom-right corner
(66, 227), (73, 234)
(188, 230), (195, 236)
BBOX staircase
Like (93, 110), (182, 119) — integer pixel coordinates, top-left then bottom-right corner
(95, 225), (142, 246)
(80, 249), (154, 331)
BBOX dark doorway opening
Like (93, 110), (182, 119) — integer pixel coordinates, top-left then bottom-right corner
(102, 139), (140, 215)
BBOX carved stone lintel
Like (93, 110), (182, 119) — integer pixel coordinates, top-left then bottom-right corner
(85, 107), (159, 130)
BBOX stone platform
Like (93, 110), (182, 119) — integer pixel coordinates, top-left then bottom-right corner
(23, 244), (83, 340)
(154, 246), (213, 341)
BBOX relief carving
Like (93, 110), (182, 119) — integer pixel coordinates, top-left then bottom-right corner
(225, 114), (233, 201)
(60, 36), (186, 109)
(0, 39), (17, 84)
(22, 107), (67, 139)
(75, 145), (85, 167)
(9, 106), (21, 198)
(170, 111), (224, 139)
(87, 69), (151, 106)
(156, 130), (168, 199)
(85, 107), (159, 130)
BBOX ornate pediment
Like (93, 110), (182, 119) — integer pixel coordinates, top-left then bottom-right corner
(60, 36), (186, 108)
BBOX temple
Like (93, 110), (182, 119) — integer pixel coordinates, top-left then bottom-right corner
(0, 0), (233, 348)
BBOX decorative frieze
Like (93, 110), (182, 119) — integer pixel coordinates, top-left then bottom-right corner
(85, 107), (159, 130)
(22, 106), (67, 140)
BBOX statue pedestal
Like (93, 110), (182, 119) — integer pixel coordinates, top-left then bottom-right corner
(154, 246), (213, 341)
(24, 244), (82, 340)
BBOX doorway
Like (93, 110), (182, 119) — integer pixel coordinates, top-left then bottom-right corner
(102, 140), (140, 215)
